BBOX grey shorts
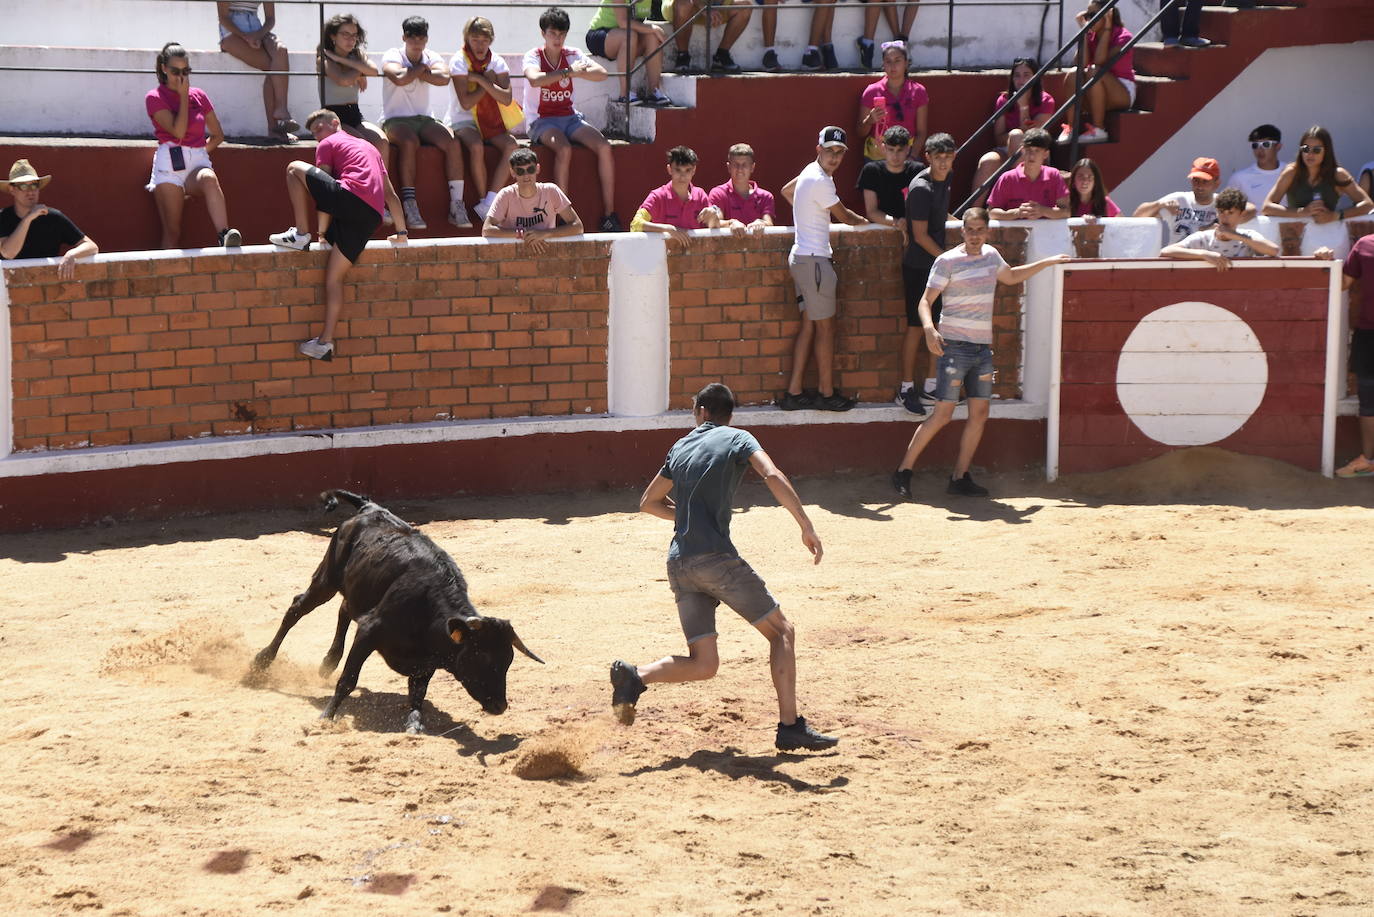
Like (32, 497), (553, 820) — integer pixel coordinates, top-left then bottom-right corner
(788, 253), (838, 320)
(667, 553), (778, 645)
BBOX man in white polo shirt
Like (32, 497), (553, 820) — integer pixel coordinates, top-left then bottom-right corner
(778, 126), (869, 412)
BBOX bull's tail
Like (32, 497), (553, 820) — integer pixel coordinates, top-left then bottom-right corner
(320, 490), (370, 514)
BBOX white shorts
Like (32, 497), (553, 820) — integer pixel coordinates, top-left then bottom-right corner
(218, 8), (264, 43)
(146, 143), (214, 191)
(1120, 77), (1137, 108)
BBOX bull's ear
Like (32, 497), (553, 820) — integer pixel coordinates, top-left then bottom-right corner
(447, 616), (472, 644)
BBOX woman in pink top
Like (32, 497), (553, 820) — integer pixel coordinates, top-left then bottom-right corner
(144, 43), (240, 249)
(1067, 158), (1121, 221)
(1060, 1), (1135, 146)
(972, 57), (1056, 203)
(855, 41), (928, 161)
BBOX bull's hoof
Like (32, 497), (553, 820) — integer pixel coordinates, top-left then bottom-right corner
(250, 649), (275, 672)
(318, 658), (339, 678)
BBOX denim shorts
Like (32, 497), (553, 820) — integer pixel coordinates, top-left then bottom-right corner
(934, 339), (994, 401)
(529, 113), (592, 146)
(667, 553), (778, 644)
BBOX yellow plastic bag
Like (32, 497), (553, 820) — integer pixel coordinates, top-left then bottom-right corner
(499, 99), (525, 131)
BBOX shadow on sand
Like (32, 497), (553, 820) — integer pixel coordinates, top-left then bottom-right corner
(620, 746), (847, 793)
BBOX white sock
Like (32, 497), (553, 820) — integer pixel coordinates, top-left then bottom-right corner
(765, 45), (777, 54)
(806, 45), (818, 53)
(481, 190), (497, 204)
(448, 180), (465, 201)
(900, 381), (913, 392)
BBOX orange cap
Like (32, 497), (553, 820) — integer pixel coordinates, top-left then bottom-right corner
(1188, 157), (1220, 180)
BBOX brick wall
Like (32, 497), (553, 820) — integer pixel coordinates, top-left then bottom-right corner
(4, 228), (1032, 454)
(665, 227), (1029, 410)
(5, 240), (611, 452)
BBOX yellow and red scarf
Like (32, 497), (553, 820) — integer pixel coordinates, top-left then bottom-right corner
(464, 43), (505, 140)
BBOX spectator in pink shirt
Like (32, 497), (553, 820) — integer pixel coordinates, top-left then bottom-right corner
(268, 109), (407, 361)
(631, 146), (723, 250)
(145, 43), (241, 249)
(1068, 158), (1120, 221)
(707, 143), (776, 236)
(972, 58), (1056, 204)
(986, 128), (1070, 220)
(856, 41), (928, 161)
(1059, 1), (1135, 146)
(481, 148), (584, 254)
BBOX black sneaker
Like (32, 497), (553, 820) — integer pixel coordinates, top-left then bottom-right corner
(820, 43), (839, 71)
(775, 716), (838, 751)
(947, 472), (990, 497)
(674, 49), (701, 75)
(800, 47), (822, 71)
(891, 468), (912, 497)
(897, 387), (926, 416)
(610, 660), (646, 725)
(815, 391), (856, 412)
(762, 49), (782, 73)
(777, 390), (814, 411)
(711, 48), (741, 74)
(599, 212), (624, 233)
(856, 37), (875, 70)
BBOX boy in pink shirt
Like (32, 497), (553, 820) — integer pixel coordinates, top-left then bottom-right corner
(481, 148), (584, 255)
(707, 143), (776, 236)
(631, 146), (723, 250)
(269, 109), (407, 361)
(986, 128), (1070, 220)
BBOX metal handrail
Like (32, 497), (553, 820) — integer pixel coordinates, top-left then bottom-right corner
(954, 0), (1177, 214)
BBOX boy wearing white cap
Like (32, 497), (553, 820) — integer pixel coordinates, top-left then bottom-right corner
(778, 126), (870, 412)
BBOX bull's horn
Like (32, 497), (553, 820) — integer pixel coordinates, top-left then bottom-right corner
(512, 631), (545, 664)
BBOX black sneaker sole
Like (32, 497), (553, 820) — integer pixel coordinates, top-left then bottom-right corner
(610, 661), (644, 725)
(776, 733), (839, 751)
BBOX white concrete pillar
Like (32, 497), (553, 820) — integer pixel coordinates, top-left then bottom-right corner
(607, 235), (670, 417)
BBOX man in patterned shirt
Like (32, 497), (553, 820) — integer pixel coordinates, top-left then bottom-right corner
(891, 207), (1068, 497)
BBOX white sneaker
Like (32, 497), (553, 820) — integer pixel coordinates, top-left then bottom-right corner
(448, 199), (472, 228)
(269, 228), (309, 251)
(474, 192), (497, 222)
(382, 207), (394, 225)
(1055, 123), (1074, 145)
(1077, 126), (1109, 144)
(298, 337), (334, 361)
(402, 198), (426, 230)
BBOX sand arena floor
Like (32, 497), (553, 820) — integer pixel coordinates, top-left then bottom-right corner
(1, 448), (1372, 916)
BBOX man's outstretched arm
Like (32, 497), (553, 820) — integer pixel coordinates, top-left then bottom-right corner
(749, 450), (823, 564)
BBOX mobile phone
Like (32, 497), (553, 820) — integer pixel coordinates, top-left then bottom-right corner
(169, 146), (186, 171)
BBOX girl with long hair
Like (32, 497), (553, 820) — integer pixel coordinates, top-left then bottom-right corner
(1263, 125), (1373, 224)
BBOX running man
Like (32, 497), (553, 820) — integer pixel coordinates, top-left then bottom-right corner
(610, 382), (839, 752)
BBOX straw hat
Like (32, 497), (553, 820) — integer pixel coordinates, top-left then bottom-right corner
(0, 159), (53, 192)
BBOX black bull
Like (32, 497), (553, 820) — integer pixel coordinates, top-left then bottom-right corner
(251, 490), (543, 733)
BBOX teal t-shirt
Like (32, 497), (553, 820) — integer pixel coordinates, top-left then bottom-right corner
(661, 422), (760, 559)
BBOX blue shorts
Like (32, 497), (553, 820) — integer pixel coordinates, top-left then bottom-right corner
(529, 113), (593, 146)
(934, 339), (994, 401)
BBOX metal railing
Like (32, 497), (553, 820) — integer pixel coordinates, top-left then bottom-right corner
(955, 0), (1179, 214)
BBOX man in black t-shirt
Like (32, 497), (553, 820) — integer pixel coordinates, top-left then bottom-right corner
(857, 126), (921, 229)
(0, 159), (98, 279)
(897, 132), (956, 415)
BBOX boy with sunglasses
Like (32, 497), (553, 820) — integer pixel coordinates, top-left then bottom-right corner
(481, 148), (584, 254)
(1223, 124), (1284, 208)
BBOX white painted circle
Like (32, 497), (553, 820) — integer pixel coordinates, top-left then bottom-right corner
(1115, 301), (1268, 446)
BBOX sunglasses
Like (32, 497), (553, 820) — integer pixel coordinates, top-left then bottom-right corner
(1300, 144), (1324, 154)
(512, 164), (537, 176)
(1250, 140), (1276, 150)
(11, 181), (41, 192)
(167, 65), (192, 76)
